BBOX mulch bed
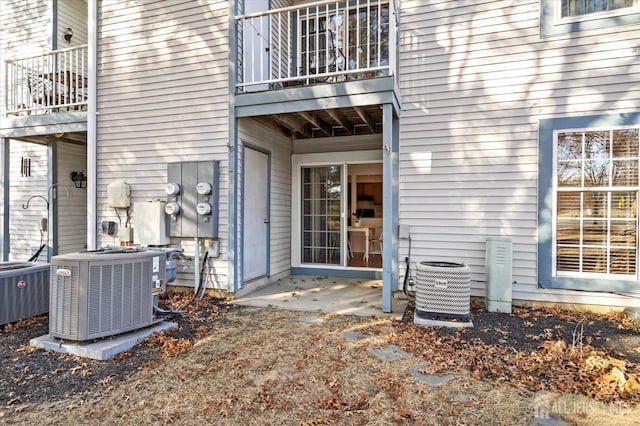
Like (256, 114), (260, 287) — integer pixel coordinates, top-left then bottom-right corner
(393, 300), (640, 402)
(0, 293), (233, 409)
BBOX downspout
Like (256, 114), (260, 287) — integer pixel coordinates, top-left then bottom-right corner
(51, 0), (58, 50)
(228, 1), (240, 292)
(1, 138), (9, 261)
(47, 140), (57, 261)
(87, 0), (98, 250)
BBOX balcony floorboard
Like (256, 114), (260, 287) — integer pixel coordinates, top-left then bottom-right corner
(1, 111), (87, 139)
(235, 76), (399, 118)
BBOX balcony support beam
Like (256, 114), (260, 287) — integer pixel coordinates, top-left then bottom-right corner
(272, 114), (312, 139)
(296, 111), (332, 137)
(252, 116), (293, 137)
(355, 106), (377, 133)
(324, 109), (353, 135)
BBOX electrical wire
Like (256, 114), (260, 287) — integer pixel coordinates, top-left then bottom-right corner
(27, 229), (46, 262)
(154, 251), (210, 316)
(402, 235), (415, 299)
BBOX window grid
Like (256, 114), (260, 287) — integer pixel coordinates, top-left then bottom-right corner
(555, 129), (640, 278)
(301, 166), (342, 265)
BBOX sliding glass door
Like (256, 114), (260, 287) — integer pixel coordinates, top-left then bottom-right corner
(301, 165), (342, 265)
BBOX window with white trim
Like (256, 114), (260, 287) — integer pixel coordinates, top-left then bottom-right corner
(540, 0), (640, 36)
(554, 128), (639, 279)
(561, 0), (635, 18)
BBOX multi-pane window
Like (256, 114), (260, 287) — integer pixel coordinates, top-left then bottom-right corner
(561, 0), (635, 17)
(555, 129), (639, 278)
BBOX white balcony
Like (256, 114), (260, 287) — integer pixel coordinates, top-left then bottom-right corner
(235, 0), (397, 92)
(4, 45), (88, 117)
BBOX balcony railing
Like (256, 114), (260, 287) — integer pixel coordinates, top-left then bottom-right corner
(235, 0), (396, 92)
(4, 45), (88, 116)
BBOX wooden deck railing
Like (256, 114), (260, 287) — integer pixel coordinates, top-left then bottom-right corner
(235, 0), (396, 92)
(4, 45), (88, 116)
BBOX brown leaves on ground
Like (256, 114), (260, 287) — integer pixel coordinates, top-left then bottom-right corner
(145, 331), (192, 359)
(2, 315), (47, 332)
(392, 304), (640, 403)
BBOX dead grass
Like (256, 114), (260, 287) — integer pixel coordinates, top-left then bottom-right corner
(4, 305), (640, 425)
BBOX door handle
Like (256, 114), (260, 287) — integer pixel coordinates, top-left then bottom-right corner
(264, 219), (270, 224)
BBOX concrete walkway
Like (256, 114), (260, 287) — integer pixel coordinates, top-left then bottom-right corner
(233, 275), (408, 319)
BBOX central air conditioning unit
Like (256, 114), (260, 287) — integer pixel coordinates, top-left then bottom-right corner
(415, 261), (471, 319)
(49, 250), (166, 341)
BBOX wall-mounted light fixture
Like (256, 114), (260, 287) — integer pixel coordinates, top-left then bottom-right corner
(63, 27), (73, 43)
(70, 171), (87, 188)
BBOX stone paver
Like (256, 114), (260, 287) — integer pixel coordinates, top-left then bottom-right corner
(342, 331), (371, 342)
(297, 314), (324, 324)
(367, 344), (411, 362)
(531, 418), (570, 426)
(410, 365), (453, 387)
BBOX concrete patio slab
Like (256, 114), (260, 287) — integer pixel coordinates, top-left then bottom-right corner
(233, 276), (407, 319)
(414, 313), (473, 328)
(30, 321), (178, 361)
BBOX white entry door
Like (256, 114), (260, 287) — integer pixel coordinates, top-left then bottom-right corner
(243, 146), (270, 281)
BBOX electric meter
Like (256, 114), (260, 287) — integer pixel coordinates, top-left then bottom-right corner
(164, 202), (180, 216)
(164, 182), (180, 196)
(196, 182), (212, 195)
(196, 202), (212, 215)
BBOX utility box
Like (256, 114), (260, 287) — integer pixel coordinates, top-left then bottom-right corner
(485, 237), (513, 313)
(133, 201), (170, 246)
(166, 161), (219, 238)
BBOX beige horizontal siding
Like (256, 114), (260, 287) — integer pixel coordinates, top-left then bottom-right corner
(398, 0), (640, 308)
(56, 141), (87, 254)
(96, 0), (230, 288)
(57, 0), (88, 48)
(8, 140), (48, 262)
(0, 0), (50, 115)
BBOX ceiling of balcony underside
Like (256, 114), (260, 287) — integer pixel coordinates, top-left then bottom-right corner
(12, 132), (86, 146)
(252, 104), (383, 139)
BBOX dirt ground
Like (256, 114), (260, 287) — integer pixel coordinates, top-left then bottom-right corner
(2, 294), (640, 425)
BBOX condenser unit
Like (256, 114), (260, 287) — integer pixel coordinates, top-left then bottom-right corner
(415, 261), (471, 319)
(0, 262), (49, 326)
(49, 250), (166, 341)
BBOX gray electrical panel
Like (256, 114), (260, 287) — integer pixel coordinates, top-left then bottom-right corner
(166, 161), (219, 238)
(485, 237), (513, 313)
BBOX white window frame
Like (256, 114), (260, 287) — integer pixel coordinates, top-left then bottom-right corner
(557, 0), (639, 24)
(291, 150), (382, 269)
(552, 126), (640, 281)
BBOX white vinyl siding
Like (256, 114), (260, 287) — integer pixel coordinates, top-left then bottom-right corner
(9, 141), (48, 262)
(271, 0), (292, 81)
(238, 118), (292, 279)
(0, 0), (50, 115)
(398, 0), (640, 307)
(57, 0), (88, 49)
(56, 141), (87, 254)
(96, 0), (230, 289)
